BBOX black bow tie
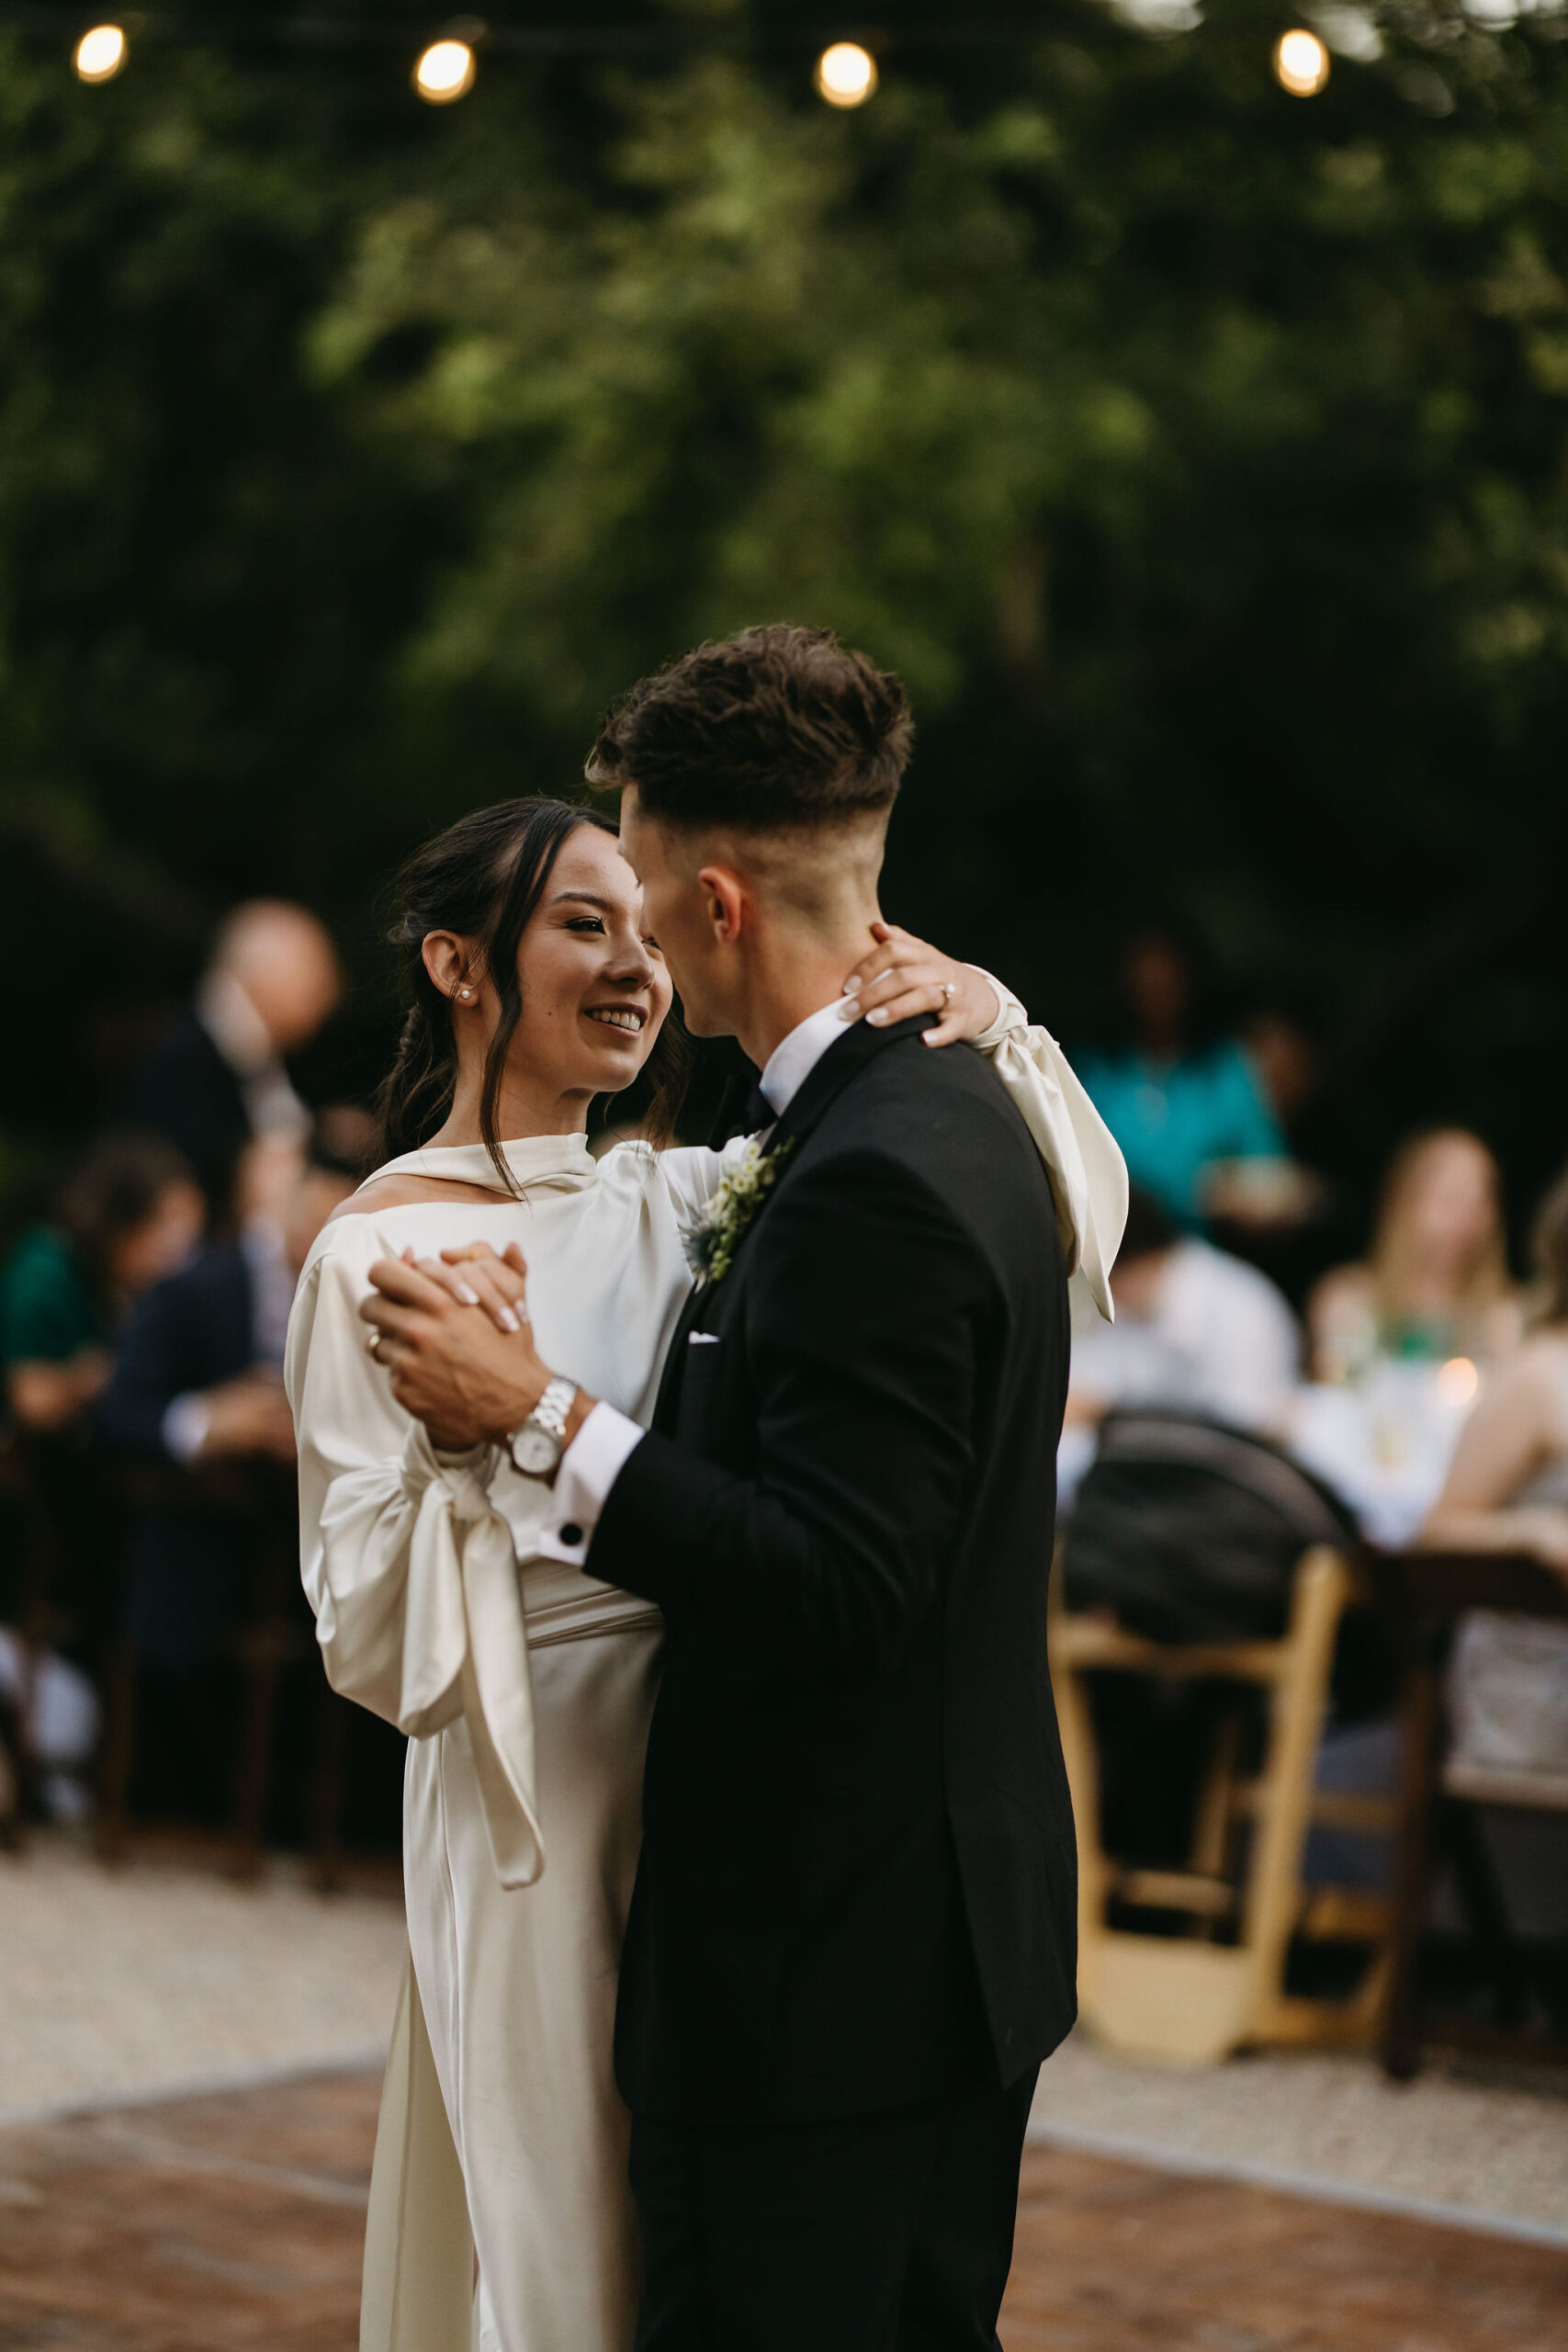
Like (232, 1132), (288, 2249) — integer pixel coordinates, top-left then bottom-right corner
(708, 1072), (776, 1150)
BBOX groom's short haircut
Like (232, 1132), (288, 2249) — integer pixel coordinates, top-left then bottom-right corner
(586, 624), (913, 832)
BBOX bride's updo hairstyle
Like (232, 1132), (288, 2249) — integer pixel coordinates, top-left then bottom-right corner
(376, 797), (688, 1187)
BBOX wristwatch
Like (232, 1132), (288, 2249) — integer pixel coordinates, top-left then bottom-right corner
(509, 1375), (579, 1478)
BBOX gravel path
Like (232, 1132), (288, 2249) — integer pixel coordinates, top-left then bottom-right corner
(1036, 2032), (1568, 2243)
(0, 1839), (404, 2124)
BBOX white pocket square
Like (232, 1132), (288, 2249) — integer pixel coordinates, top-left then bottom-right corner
(688, 1331), (721, 1346)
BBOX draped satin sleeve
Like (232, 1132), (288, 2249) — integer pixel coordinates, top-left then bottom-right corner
(650, 974), (1128, 1322)
(287, 1229), (555, 1890)
(968, 967), (1129, 1323)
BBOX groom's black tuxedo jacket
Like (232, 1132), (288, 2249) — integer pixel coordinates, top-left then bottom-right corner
(589, 1012), (1077, 2125)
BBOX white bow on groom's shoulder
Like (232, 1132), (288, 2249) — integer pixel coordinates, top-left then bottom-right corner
(969, 969), (1129, 1323)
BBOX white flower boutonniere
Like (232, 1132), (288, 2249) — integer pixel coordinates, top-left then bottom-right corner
(684, 1136), (795, 1288)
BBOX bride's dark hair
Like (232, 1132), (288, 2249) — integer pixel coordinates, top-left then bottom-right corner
(375, 797), (689, 1187)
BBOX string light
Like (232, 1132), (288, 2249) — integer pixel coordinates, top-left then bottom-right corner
(1273, 28), (1331, 95)
(814, 41), (878, 107)
(413, 38), (477, 105)
(73, 24), (128, 83)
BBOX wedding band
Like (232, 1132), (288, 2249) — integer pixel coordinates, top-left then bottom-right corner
(366, 1330), (383, 1362)
(941, 981), (956, 1002)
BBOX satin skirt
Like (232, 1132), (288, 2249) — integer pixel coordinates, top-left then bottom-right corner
(363, 1610), (661, 2352)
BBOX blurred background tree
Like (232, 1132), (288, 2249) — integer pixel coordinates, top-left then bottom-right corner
(4, 0), (1567, 1248)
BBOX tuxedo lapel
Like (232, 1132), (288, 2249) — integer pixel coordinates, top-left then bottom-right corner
(764, 1009), (937, 1159)
(651, 1277), (711, 1431)
(653, 1011), (938, 1435)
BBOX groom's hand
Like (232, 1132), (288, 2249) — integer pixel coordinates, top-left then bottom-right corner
(360, 1245), (557, 1452)
(841, 922), (998, 1046)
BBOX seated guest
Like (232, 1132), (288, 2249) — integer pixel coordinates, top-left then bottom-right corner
(1421, 1159), (1568, 1573)
(1, 1136), (200, 1821)
(1068, 1186), (1302, 1436)
(1417, 1168), (1568, 1935)
(1309, 1127), (1520, 1385)
(1, 1132), (204, 1435)
(1077, 926), (1287, 1233)
(97, 1129), (355, 1816)
(128, 899), (342, 1224)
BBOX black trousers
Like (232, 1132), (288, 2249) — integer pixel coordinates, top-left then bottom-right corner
(628, 2064), (1039, 2352)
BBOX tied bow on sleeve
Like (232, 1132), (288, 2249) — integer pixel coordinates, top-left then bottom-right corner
(316, 1421), (547, 1889)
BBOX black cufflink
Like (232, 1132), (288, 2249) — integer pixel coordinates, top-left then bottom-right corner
(561, 1523), (584, 1547)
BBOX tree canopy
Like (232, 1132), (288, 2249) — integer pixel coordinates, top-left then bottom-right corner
(4, 0), (1566, 1229)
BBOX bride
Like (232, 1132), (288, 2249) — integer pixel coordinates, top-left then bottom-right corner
(285, 794), (1123, 2352)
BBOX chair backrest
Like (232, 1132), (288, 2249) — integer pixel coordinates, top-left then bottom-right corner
(1064, 1408), (1361, 1643)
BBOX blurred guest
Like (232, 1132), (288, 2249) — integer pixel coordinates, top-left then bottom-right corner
(1422, 1165), (1568, 1576)
(1077, 926), (1287, 1232)
(1, 1132), (204, 1434)
(97, 1129), (355, 1823)
(1416, 1170), (1568, 1926)
(129, 899), (343, 1222)
(1068, 1186), (1302, 1435)
(1308, 1128), (1520, 1385)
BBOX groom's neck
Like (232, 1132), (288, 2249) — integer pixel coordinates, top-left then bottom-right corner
(738, 921), (880, 1072)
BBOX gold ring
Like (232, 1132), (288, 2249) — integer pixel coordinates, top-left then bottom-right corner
(366, 1330), (383, 1362)
(942, 981), (956, 1001)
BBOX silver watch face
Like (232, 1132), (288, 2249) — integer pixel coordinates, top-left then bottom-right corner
(512, 1422), (563, 1477)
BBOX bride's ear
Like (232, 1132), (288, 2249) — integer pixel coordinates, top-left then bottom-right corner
(423, 930), (482, 1006)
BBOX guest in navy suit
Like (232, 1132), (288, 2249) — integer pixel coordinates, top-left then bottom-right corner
(98, 1127), (356, 1814)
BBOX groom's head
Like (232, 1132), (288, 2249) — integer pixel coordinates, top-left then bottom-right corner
(588, 625), (913, 1040)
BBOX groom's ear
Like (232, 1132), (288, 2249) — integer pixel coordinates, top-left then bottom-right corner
(696, 865), (748, 945)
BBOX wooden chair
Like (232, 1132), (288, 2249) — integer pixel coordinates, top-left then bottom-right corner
(1050, 1543), (1395, 2064)
(96, 1457), (348, 1882)
(1370, 1548), (1568, 2078)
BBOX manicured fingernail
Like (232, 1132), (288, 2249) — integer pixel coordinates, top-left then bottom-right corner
(838, 997), (863, 1021)
(843, 976), (862, 994)
(456, 1283), (480, 1306)
(500, 1308), (522, 1332)
(868, 1007), (888, 1025)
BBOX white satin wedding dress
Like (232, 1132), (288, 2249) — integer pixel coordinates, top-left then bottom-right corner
(285, 992), (1125, 2352)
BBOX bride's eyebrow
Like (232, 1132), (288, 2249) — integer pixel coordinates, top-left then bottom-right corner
(550, 890), (619, 913)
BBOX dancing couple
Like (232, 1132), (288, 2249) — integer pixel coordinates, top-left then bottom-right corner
(287, 625), (1127, 2352)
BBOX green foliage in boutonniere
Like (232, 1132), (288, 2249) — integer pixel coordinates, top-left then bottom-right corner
(684, 1136), (795, 1288)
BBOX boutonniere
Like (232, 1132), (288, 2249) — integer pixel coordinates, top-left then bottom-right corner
(683, 1136), (795, 1288)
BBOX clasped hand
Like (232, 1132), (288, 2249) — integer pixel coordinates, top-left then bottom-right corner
(359, 1240), (553, 1454)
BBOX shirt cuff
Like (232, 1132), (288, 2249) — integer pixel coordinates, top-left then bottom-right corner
(534, 1400), (647, 1566)
(161, 1393), (211, 1464)
(965, 964), (1024, 1046)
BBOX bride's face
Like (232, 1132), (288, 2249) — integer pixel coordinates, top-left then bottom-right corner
(505, 824), (672, 1099)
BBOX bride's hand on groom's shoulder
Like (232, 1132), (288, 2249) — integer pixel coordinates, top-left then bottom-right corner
(840, 922), (999, 1047)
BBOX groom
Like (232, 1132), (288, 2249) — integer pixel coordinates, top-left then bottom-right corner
(376, 626), (1077, 2349)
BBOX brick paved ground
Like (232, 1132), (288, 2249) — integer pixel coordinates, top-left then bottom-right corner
(1, 2071), (1564, 2351)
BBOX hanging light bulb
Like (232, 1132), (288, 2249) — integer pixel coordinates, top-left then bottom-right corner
(814, 42), (878, 108)
(73, 24), (128, 84)
(1273, 29), (1331, 95)
(413, 38), (477, 105)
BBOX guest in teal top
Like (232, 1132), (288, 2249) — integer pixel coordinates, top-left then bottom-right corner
(1077, 930), (1285, 1232)
(1, 1134), (204, 1434)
